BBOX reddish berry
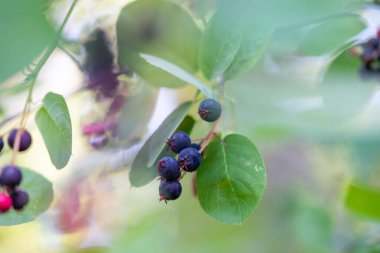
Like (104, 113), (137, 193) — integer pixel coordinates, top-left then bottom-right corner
(0, 193), (12, 213)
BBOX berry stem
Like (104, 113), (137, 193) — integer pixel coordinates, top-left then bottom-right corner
(10, 0), (79, 165)
(199, 118), (221, 153)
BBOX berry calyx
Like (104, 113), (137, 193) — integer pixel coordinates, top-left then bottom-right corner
(8, 128), (32, 152)
(166, 131), (191, 154)
(0, 165), (22, 188)
(0, 193), (12, 213)
(157, 157), (181, 181)
(178, 147), (202, 172)
(0, 136), (3, 153)
(11, 190), (29, 210)
(159, 179), (182, 201)
(198, 99), (222, 122)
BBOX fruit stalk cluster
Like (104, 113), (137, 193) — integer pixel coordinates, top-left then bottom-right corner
(158, 98), (221, 202)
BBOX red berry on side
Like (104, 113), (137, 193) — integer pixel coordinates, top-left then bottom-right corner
(0, 193), (12, 213)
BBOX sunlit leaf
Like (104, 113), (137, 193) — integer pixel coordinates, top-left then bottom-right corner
(197, 134), (267, 225)
(35, 92), (72, 169)
(116, 0), (201, 88)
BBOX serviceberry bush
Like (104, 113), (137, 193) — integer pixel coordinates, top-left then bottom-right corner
(2, 0), (380, 252)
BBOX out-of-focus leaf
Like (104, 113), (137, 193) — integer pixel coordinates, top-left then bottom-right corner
(299, 14), (366, 56)
(345, 183), (380, 220)
(0, 168), (53, 226)
(140, 54), (213, 98)
(0, 0), (54, 83)
(129, 102), (194, 187)
(115, 81), (158, 140)
(116, 0), (201, 88)
(35, 92), (72, 169)
(197, 134), (267, 225)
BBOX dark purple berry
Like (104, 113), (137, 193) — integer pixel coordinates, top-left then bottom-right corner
(166, 131), (191, 154)
(8, 128), (32, 152)
(157, 157), (181, 181)
(190, 143), (201, 151)
(0, 136), (3, 152)
(11, 190), (29, 210)
(198, 99), (221, 122)
(159, 179), (182, 201)
(0, 165), (22, 187)
(178, 148), (202, 172)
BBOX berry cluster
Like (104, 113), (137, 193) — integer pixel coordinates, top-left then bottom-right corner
(158, 98), (221, 202)
(0, 128), (31, 213)
(350, 29), (380, 71)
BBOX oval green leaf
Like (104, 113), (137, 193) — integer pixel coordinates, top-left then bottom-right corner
(35, 92), (72, 169)
(0, 167), (53, 226)
(197, 134), (267, 225)
(130, 102), (194, 187)
(116, 0), (201, 88)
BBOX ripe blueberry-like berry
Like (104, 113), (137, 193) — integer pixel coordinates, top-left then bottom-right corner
(0, 165), (22, 187)
(157, 156), (180, 181)
(8, 128), (32, 152)
(166, 131), (191, 154)
(190, 143), (201, 151)
(159, 179), (182, 201)
(178, 148), (202, 172)
(198, 99), (222, 122)
(0, 193), (12, 213)
(11, 190), (29, 210)
(0, 136), (3, 152)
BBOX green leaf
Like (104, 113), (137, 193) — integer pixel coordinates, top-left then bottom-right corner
(197, 134), (267, 225)
(0, 167), (53, 226)
(116, 0), (201, 88)
(223, 25), (273, 80)
(345, 183), (380, 220)
(200, 11), (244, 80)
(35, 92), (72, 169)
(140, 54), (213, 98)
(130, 102), (194, 187)
(299, 14), (366, 56)
(0, 0), (54, 83)
(200, 8), (273, 81)
(115, 81), (158, 140)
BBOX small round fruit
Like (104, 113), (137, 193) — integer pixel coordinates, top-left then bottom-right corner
(0, 193), (12, 213)
(0, 165), (22, 187)
(198, 99), (221, 122)
(8, 128), (32, 152)
(190, 143), (201, 151)
(166, 131), (191, 154)
(11, 190), (29, 210)
(178, 147), (202, 172)
(157, 157), (180, 181)
(89, 135), (109, 149)
(0, 136), (3, 152)
(159, 179), (182, 201)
